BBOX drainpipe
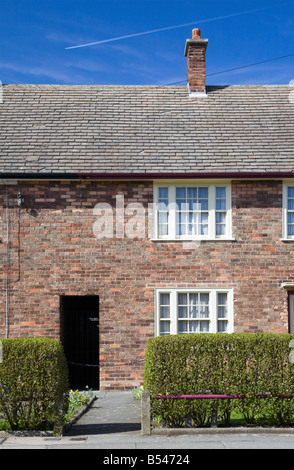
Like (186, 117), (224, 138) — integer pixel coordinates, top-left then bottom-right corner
(5, 186), (10, 338)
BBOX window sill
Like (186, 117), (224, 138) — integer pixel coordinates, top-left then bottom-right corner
(280, 238), (294, 242)
(150, 238), (236, 243)
(281, 282), (294, 289)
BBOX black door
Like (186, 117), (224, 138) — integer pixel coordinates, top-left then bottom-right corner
(60, 295), (99, 390)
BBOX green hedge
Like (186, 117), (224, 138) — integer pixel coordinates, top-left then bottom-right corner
(144, 333), (294, 427)
(0, 338), (69, 431)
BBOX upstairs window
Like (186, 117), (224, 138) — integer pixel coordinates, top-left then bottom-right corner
(283, 184), (294, 240)
(288, 187), (294, 237)
(154, 184), (232, 240)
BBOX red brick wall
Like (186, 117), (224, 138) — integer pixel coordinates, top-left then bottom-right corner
(0, 179), (292, 389)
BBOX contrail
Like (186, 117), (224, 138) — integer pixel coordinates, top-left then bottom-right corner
(65, 2), (294, 50)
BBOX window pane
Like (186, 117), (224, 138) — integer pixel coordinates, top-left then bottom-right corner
(189, 293), (197, 305)
(188, 212), (197, 224)
(158, 224), (168, 236)
(160, 321), (170, 335)
(288, 187), (294, 198)
(158, 184), (169, 238)
(177, 225), (185, 236)
(216, 187), (226, 212)
(158, 187), (168, 199)
(216, 187), (226, 198)
(176, 187), (186, 198)
(200, 211), (209, 234)
(200, 321), (209, 332)
(188, 200), (195, 210)
(199, 294), (209, 318)
(160, 294), (170, 319)
(216, 212), (226, 224)
(178, 306), (187, 318)
(216, 199), (226, 210)
(200, 307), (209, 318)
(158, 212), (168, 224)
(198, 199), (208, 211)
(187, 187), (197, 199)
(200, 212), (208, 223)
(160, 293), (170, 305)
(158, 201), (168, 210)
(189, 294), (198, 318)
(189, 321), (198, 332)
(200, 224), (208, 235)
(178, 293), (187, 305)
(218, 293), (227, 304)
(288, 225), (294, 236)
(160, 306), (170, 318)
(288, 213), (294, 224)
(188, 223), (197, 235)
(200, 293), (209, 304)
(189, 306), (197, 318)
(216, 225), (226, 236)
(178, 320), (187, 333)
(159, 293), (170, 334)
(216, 209), (226, 235)
(198, 187), (208, 198)
(288, 199), (294, 210)
(177, 212), (187, 224)
(218, 307), (227, 318)
(176, 200), (188, 210)
(217, 293), (228, 319)
(218, 320), (228, 333)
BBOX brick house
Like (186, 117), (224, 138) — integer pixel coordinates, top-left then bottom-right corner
(0, 29), (294, 390)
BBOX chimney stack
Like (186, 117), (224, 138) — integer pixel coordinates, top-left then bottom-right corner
(184, 28), (208, 97)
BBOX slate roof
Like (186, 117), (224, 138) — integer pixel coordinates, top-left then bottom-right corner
(0, 83), (293, 177)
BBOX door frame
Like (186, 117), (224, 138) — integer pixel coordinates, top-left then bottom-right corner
(289, 292), (294, 334)
(60, 294), (100, 390)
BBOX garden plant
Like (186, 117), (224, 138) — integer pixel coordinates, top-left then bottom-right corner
(144, 333), (294, 428)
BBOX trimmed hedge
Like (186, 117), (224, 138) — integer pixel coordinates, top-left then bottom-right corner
(144, 333), (294, 427)
(0, 338), (69, 430)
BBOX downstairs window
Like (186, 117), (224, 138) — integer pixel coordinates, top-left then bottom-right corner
(155, 288), (234, 336)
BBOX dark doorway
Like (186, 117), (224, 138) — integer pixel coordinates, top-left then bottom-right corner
(60, 295), (99, 390)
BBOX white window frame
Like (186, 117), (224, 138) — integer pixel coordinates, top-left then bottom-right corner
(155, 288), (234, 336)
(153, 182), (232, 241)
(282, 183), (294, 240)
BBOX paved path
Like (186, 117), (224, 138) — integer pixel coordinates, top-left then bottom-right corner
(1, 391), (294, 449)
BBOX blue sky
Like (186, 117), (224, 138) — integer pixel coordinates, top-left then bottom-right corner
(1, 0), (294, 86)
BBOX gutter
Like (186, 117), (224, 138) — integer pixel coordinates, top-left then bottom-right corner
(0, 171), (294, 181)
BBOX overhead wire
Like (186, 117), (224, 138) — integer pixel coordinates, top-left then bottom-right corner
(164, 52), (294, 85)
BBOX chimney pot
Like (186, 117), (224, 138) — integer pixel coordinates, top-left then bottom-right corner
(192, 28), (201, 39)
